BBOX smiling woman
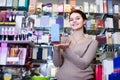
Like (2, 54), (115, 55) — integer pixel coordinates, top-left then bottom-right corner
(69, 10), (87, 33)
(52, 9), (98, 80)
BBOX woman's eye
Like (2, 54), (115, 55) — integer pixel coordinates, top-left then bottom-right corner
(69, 17), (80, 22)
(69, 19), (73, 22)
(76, 17), (80, 20)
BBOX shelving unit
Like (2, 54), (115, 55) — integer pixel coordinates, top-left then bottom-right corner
(0, 4), (33, 79)
(0, 0), (120, 80)
(32, 44), (53, 65)
(0, 41), (33, 80)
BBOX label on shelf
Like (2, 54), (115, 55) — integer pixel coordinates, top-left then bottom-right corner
(7, 57), (19, 62)
(0, 22), (16, 26)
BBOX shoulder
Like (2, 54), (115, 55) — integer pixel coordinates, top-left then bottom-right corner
(86, 37), (98, 46)
(91, 39), (99, 48)
(85, 34), (98, 43)
(92, 39), (99, 46)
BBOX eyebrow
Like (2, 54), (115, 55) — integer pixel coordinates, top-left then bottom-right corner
(70, 16), (81, 19)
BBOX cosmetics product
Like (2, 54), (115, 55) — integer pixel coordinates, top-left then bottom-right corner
(102, 59), (113, 80)
(47, 47), (53, 60)
(114, 5), (119, 14)
(2, 12), (7, 22)
(0, 43), (8, 65)
(103, 0), (108, 13)
(0, 0), (6, 6)
(83, 2), (89, 13)
(11, 13), (16, 22)
(42, 48), (48, 60)
(37, 48), (43, 60)
(40, 34), (49, 43)
(94, 64), (102, 80)
(29, 0), (38, 13)
(6, 13), (11, 22)
(13, 0), (19, 9)
(70, 0), (76, 7)
(58, 4), (64, 12)
(56, 16), (64, 29)
(86, 20), (91, 30)
(96, 19), (104, 28)
(40, 15), (50, 27)
(10, 48), (15, 57)
(64, 4), (71, 12)
(51, 24), (60, 42)
(118, 19), (120, 29)
(107, 0), (113, 14)
(46, 3), (52, 12)
(32, 47), (38, 59)
(18, 0), (29, 10)
(6, 0), (13, 7)
(52, 4), (58, 12)
(19, 48), (27, 65)
(40, 63), (47, 76)
(0, 47), (1, 64)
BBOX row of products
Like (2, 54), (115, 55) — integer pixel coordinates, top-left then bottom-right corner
(95, 56), (120, 80)
(0, 27), (31, 41)
(1, 34), (28, 41)
(0, 0), (120, 14)
(29, 0), (120, 14)
(32, 47), (53, 60)
(31, 61), (58, 77)
(0, 69), (57, 80)
(0, 11), (16, 22)
(0, 43), (27, 65)
(0, 0), (29, 9)
(96, 31), (120, 45)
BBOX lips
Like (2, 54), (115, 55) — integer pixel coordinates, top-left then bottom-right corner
(72, 23), (79, 27)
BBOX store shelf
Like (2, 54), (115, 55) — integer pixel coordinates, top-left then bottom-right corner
(0, 7), (14, 10)
(32, 59), (47, 63)
(0, 0), (119, 80)
(0, 22), (16, 26)
(0, 40), (32, 44)
(0, 65), (26, 67)
(106, 28), (120, 32)
(34, 44), (53, 48)
(32, 59), (47, 67)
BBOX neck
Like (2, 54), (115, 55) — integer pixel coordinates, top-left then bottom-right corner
(72, 29), (85, 41)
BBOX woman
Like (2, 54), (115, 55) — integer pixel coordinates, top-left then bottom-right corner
(52, 10), (98, 80)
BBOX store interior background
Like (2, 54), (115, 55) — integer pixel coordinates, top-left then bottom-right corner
(0, 0), (120, 80)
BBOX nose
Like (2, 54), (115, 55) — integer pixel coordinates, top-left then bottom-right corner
(73, 19), (77, 23)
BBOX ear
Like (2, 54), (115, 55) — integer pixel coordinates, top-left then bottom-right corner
(83, 20), (86, 25)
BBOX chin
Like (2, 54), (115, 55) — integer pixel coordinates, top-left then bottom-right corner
(73, 26), (79, 29)
(73, 28), (78, 31)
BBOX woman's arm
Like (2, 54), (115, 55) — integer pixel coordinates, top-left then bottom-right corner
(53, 47), (63, 67)
(66, 40), (98, 70)
(52, 36), (71, 67)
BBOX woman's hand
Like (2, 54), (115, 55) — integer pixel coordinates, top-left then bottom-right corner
(53, 41), (71, 50)
(50, 34), (71, 50)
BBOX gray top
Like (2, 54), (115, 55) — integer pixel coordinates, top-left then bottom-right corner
(53, 36), (98, 80)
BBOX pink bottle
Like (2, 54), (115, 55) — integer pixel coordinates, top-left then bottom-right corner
(94, 64), (103, 80)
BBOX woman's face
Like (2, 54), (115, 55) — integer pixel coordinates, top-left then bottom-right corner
(69, 13), (86, 31)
